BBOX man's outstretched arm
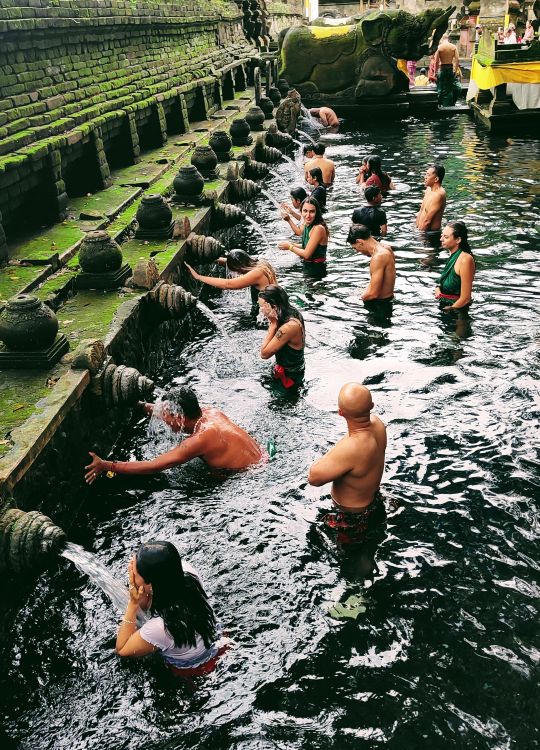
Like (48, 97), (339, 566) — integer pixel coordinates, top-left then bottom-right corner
(85, 433), (208, 483)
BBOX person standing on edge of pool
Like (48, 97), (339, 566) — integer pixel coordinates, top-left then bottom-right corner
(308, 383), (387, 544)
(84, 386), (263, 482)
(279, 196), (329, 266)
(347, 224), (395, 302)
(258, 285), (305, 390)
(435, 221), (475, 311)
(416, 163), (446, 233)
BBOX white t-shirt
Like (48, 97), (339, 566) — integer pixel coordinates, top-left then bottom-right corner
(139, 563), (219, 670)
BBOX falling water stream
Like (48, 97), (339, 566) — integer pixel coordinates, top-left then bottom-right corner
(2, 118), (539, 750)
(296, 128), (317, 144)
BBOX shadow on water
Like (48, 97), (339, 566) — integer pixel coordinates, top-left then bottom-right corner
(2, 119), (540, 750)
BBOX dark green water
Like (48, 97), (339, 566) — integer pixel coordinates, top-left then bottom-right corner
(2, 118), (539, 749)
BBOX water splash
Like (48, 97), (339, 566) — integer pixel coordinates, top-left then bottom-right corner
(261, 189), (283, 212)
(281, 153), (304, 176)
(147, 399), (182, 452)
(297, 128), (317, 145)
(196, 301), (231, 340)
(61, 542), (147, 623)
(245, 216), (272, 254)
(300, 104), (323, 129)
(269, 169), (290, 191)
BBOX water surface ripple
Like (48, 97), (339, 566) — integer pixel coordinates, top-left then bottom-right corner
(2, 119), (539, 750)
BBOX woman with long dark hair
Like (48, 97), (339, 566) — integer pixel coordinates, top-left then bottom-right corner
(356, 155), (393, 191)
(435, 221), (476, 311)
(116, 541), (225, 676)
(258, 285), (305, 389)
(279, 197), (329, 265)
(185, 250), (277, 305)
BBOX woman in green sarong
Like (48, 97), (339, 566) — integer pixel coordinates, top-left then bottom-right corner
(434, 221), (476, 311)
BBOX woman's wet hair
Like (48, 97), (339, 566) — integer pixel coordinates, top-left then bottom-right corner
(165, 386), (201, 420)
(300, 196), (328, 231)
(308, 167), (323, 184)
(347, 223), (372, 244)
(446, 221), (472, 253)
(225, 249), (276, 284)
(136, 541), (217, 649)
(290, 186), (307, 202)
(258, 284), (305, 331)
(366, 154), (391, 190)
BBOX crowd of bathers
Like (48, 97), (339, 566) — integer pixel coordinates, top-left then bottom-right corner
(83, 126), (477, 677)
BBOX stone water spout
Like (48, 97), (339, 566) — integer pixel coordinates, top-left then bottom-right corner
(0, 502), (67, 575)
(261, 125), (294, 150)
(148, 280), (197, 319)
(228, 177), (262, 203)
(237, 153), (270, 179)
(254, 136), (283, 164)
(211, 202), (247, 230)
(185, 233), (224, 263)
(92, 362), (154, 407)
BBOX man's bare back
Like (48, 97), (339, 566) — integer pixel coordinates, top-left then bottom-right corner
(186, 407), (262, 469)
(308, 384), (386, 510)
(435, 38), (459, 70)
(366, 243), (395, 301)
(304, 156), (335, 186)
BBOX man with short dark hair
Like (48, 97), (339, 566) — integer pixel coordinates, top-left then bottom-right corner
(307, 167), (327, 209)
(416, 164), (446, 232)
(304, 142), (335, 186)
(347, 224), (395, 301)
(85, 386), (263, 481)
(352, 186), (388, 236)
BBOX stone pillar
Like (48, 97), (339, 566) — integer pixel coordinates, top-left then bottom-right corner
(91, 127), (113, 189)
(45, 148), (69, 219)
(265, 60), (272, 95)
(178, 93), (192, 133)
(213, 78), (224, 111)
(126, 111), (141, 164)
(254, 66), (262, 105)
(154, 101), (168, 145)
(0, 209), (7, 262)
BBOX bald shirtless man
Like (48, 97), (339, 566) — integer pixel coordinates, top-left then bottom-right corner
(416, 163), (446, 232)
(304, 142), (335, 187)
(434, 33), (461, 106)
(308, 383), (386, 542)
(347, 223), (395, 302)
(84, 386), (262, 482)
(309, 106), (339, 127)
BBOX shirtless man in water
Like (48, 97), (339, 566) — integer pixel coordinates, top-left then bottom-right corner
(347, 224), (395, 302)
(309, 106), (339, 127)
(415, 164), (446, 232)
(85, 386), (262, 482)
(304, 142), (335, 187)
(434, 33), (461, 76)
(308, 383), (386, 540)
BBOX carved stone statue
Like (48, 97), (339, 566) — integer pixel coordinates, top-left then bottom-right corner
(275, 88), (302, 134)
(279, 7), (455, 103)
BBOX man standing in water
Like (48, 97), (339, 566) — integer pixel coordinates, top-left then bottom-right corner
(309, 106), (339, 127)
(415, 164), (446, 233)
(304, 142), (335, 187)
(308, 383), (387, 542)
(347, 224), (395, 302)
(84, 387), (262, 482)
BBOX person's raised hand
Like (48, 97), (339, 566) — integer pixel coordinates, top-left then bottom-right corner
(184, 262), (200, 279)
(278, 241), (291, 251)
(85, 452), (106, 484)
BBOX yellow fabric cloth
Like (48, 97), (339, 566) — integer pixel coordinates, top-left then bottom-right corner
(397, 59), (408, 76)
(471, 57), (540, 89)
(415, 75), (430, 85)
(309, 24), (353, 39)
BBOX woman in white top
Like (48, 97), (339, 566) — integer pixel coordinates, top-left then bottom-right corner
(116, 541), (223, 676)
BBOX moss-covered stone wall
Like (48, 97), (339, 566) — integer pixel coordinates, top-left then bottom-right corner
(0, 0), (299, 247)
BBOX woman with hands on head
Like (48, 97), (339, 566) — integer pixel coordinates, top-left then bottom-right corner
(258, 285), (305, 390)
(279, 197), (329, 266)
(185, 249), (277, 306)
(116, 540), (226, 676)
